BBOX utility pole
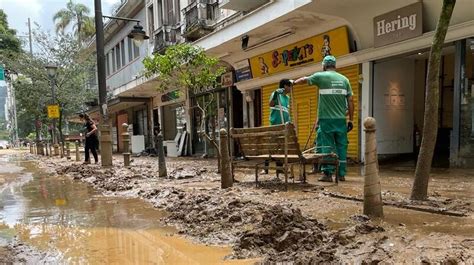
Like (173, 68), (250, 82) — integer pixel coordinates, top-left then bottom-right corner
(51, 78), (57, 147)
(94, 0), (113, 166)
(93, 0), (148, 167)
(28, 18), (33, 55)
(45, 64), (59, 155)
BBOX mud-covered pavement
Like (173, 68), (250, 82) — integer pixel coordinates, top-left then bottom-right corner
(2, 150), (474, 264)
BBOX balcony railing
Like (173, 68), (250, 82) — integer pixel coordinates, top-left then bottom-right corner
(153, 25), (179, 54)
(182, 0), (219, 41)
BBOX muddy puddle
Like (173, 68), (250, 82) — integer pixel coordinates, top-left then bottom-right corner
(0, 153), (253, 264)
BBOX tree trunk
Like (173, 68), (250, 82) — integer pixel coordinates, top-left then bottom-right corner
(34, 116), (44, 155)
(77, 15), (82, 42)
(58, 109), (65, 158)
(35, 116), (40, 141)
(58, 109), (63, 143)
(411, 0), (456, 200)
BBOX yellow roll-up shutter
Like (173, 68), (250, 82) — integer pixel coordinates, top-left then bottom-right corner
(338, 65), (360, 160)
(261, 64), (360, 161)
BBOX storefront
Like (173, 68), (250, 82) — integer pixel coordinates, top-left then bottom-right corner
(191, 87), (227, 156)
(239, 26), (361, 161)
(87, 96), (151, 153)
(366, 3), (474, 167)
(152, 89), (187, 155)
(190, 71), (239, 156)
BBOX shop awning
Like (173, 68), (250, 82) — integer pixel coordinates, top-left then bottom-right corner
(69, 96), (150, 124)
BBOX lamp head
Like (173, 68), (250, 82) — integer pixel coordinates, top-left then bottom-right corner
(45, 64), (58, 78)
(128, 23), (149, 46)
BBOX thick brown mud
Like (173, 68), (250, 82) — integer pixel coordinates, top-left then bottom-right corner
(40, 154), (474, 264)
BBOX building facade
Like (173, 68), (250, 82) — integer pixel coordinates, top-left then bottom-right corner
(193, 0), (474, 167)
(88, 0), (157, 153)
(90, 0), (474, 167)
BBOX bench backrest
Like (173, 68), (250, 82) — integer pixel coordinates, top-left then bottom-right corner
(230, 123), (302, 158)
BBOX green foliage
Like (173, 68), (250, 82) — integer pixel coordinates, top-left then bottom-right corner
(26, 132), (36, 141)
(0, 129), (9, 140)
(0, 9), (21, 53)
(53, 0), (95, 42)
(143, 43), (226, 94)
(0, 26), (97, 139)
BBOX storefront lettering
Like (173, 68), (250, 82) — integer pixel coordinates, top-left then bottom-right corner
(161, 90), (180, 102)
(376, 14), (417, 36)
(249, 26), (350, 78)
(193, 86), (215, 94)
(271, 44), (314, 68)
(373, 2), (422, 47)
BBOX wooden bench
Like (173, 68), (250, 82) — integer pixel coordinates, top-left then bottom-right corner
(230, 123), (339, 187)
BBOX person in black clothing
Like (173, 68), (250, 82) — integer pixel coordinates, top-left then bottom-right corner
(79, 113), (99, 164)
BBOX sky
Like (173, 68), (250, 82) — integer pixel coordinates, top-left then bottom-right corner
(0, 0), (121, 50)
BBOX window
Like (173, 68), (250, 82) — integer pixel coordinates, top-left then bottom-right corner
(115, 43), (121, 69)
(105, 52), (110, 76)
(127, 38), (133, 62)
(134, 109), (148, 137)
(121, 39), (126, 65)
(157, 0), (163, 28)
(148, 4), (155, 34)
(174, 0), (180, 23)
(111, 48), (116, 73)
(207, 2), (218, 20)
(133, 40), (140, 59)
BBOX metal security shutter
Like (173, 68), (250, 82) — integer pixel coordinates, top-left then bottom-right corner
(338, 65), (360, 161)
(261, 64), (360, 160)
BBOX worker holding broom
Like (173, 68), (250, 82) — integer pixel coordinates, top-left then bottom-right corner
(262, 79), (293, 175)
(294, 55), (354, 182)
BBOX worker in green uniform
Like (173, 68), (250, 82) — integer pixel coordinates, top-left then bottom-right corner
(269, 79), (292, 125)
(294, 55), (354, 182)
(262, 79), (293, 174)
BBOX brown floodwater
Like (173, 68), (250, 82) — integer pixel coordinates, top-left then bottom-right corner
(0, 153), (253, 264)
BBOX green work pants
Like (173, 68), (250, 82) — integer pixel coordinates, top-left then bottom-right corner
(315, 119), (348, 177)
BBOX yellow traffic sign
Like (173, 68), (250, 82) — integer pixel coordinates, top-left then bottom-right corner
(47, 104), (60, 118)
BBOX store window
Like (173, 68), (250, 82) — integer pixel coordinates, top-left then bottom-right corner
(134, 109), (148, 136)
(192, 89), (227, 155)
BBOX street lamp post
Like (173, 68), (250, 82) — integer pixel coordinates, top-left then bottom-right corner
(45, 64), (59, 156)
(94, 0), (149, 167)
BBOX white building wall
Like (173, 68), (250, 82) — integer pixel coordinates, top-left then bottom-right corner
(105, 8), (150, 93)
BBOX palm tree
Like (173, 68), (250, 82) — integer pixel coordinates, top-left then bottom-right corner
(80, 16), (96, 42)
(53, 0), (95, 41)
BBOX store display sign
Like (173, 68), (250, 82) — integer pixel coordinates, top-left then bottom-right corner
(249, 26), (350, 78)
(373, 2), (422, 47)
(235, 59), (252, 82)
(221, 72), (234, 87)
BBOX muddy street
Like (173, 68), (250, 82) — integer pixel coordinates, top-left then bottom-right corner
(0, 151), (254, 264)
(1, 150), (473, 264)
